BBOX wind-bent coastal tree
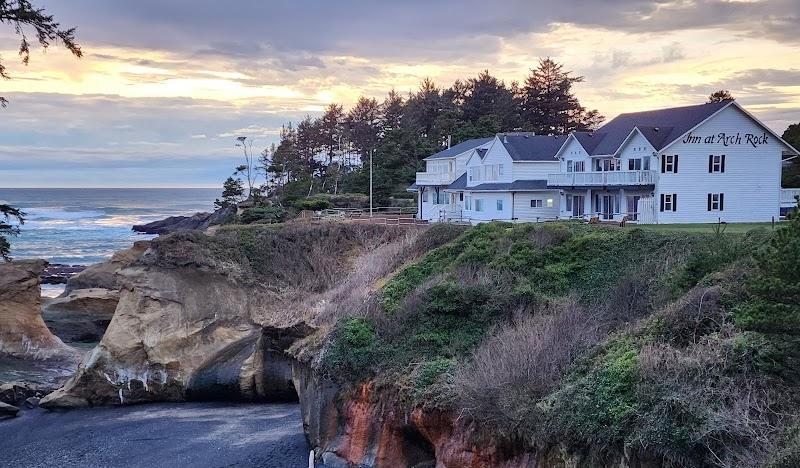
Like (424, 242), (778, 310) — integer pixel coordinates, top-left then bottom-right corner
(0, 204), (25, 261)
(0, 0), (82, 107)
(708, 89), (734, 103)
(0, 1), (81, 260)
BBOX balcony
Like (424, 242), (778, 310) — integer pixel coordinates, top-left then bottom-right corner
(416, 171), (457, 186)
(548, 170), (657, 188)
(781, 188), (800, 207)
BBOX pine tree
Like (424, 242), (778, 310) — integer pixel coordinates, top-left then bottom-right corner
(707, 90), (734, 103)
(519, 58), (603, 134)
(214, 177), (245, 209)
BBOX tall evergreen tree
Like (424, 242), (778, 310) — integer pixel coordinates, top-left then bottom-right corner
(519, 58), (603, 134)
(346, 96), (381, 158)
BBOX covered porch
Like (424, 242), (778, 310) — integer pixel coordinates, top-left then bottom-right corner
(560, 187), (655, 223)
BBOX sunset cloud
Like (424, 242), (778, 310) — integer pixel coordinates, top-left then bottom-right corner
(1, 0), (799, 187)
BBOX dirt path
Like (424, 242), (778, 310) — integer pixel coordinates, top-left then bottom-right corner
(0, 402), (309, 467)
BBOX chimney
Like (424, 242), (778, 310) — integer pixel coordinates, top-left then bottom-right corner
(503, 134), (508, 144)
(447, 135), (452, 149)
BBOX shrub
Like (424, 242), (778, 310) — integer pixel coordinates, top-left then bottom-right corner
(455, 298), (598, 436)
(239, 206), (287, 225)
(293, 198), (333, 211)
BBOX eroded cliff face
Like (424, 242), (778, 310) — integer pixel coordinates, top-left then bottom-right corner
(41, 224), (428, 409)
(41, 264), (306, 407)
(293, 359), (662, 468)
(0, 260), (77, 361)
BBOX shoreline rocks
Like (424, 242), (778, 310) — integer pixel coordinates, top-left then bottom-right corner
(41, 264), (86, 285)
(0, 260), (78, 361)
(43, 288), (120, 343)
(0, 401), (19, 418)
(132, 205), (234, 235)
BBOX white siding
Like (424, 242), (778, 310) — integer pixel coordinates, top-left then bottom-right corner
(466, 139), (513, 187)
(513, 191), (561, 221)
(513, 161), (561, 180)
(656, 105), (782, 223)
(617, 132), (656, 171)
(462, 192), (513, 222)
(559, 138), (591, 172)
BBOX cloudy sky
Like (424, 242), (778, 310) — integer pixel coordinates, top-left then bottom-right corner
(1, 0), (799, 187)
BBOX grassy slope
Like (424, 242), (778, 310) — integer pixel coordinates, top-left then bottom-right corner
(319, 220), (800, 466)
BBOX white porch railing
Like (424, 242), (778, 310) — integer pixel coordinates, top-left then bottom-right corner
(781, 188), (800, 206)
(416, 171), (457, 186)
(547, 170), (657, 187)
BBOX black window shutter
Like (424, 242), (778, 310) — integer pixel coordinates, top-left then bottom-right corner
(674, 155), (679, 173)
(673, 193), (677, 211)
(661, 156), (666, 173)
(707, 193), (712, 211)
(660, 194), (665, 212)
(721, 155), (726, 173)
(708, 155), (713, 173)
(720, 193), (724, 211)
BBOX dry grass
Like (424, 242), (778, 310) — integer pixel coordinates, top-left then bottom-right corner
(454, 297), (600, 432)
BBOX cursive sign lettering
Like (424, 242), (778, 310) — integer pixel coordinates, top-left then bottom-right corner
(681, 131), (769, 148)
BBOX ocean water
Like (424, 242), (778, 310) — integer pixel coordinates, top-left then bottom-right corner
(0, 188), (219, 295)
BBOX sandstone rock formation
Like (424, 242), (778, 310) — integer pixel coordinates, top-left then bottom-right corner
(43, 288), (120, 343)
(40, 224), (425, 409)
(0, 260), (77, 360)
(63, 241), (149, 293)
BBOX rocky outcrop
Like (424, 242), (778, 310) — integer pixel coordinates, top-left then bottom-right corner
(41, 241), (314, 408)
(0, 401), (19, 418)
(295, 361), (655, 468)
(64, 241), (149, 293)
(131, 205), (234, 234)
(0, 260), (77, 360)
(43, 288), (120, 343)
(41, 264), (86, 285)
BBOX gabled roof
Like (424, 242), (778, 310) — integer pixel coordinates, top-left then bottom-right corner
(588, 100), (731, 155)
(499, 133), (570, 161)
(424, 137), (493, 160)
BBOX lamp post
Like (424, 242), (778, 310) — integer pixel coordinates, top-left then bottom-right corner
(369, 148), (374, 218)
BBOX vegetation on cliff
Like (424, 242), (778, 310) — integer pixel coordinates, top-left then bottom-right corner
(317, 215), (800, 467)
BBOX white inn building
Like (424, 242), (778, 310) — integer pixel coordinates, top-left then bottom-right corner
(409, 100), (800, 224)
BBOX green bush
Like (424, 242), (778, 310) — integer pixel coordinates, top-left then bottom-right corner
(239, 206), (287, 225)
(293, 197), (333, 211)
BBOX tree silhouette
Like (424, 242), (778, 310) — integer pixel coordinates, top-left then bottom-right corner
(707, 90), (734, 103)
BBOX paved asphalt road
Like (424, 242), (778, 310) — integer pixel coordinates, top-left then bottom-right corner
(0, 402), (310, 468)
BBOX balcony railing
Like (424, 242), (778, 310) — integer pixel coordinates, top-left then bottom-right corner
(781, 188), (800, 206)
(548, 170), (657, 187)
(416, 171), (457, 186)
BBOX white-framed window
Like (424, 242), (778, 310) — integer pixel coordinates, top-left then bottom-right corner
(660, 193), (677, 212)
(709, 155), (725, 173)
(662, 155), (678, 173)
(492, 165), (498, 180)
(469, 167), (479, 182)
(496, 199), (503, 211)
(575, 161), (585, 172)
(567, 160), (574, 172)
(484, 166), (490, 181)
(707, 193), (724, 211)
(566, 194), (573, 212)
(422, 190), (428, 203)
(465, 195), (472, 210)
(531, 199), (543, 208)
(546, 198), (554, 208)
(498, 164), (504, 176)
(475, 199), (484, 212)
(628, 158), (642, 171)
